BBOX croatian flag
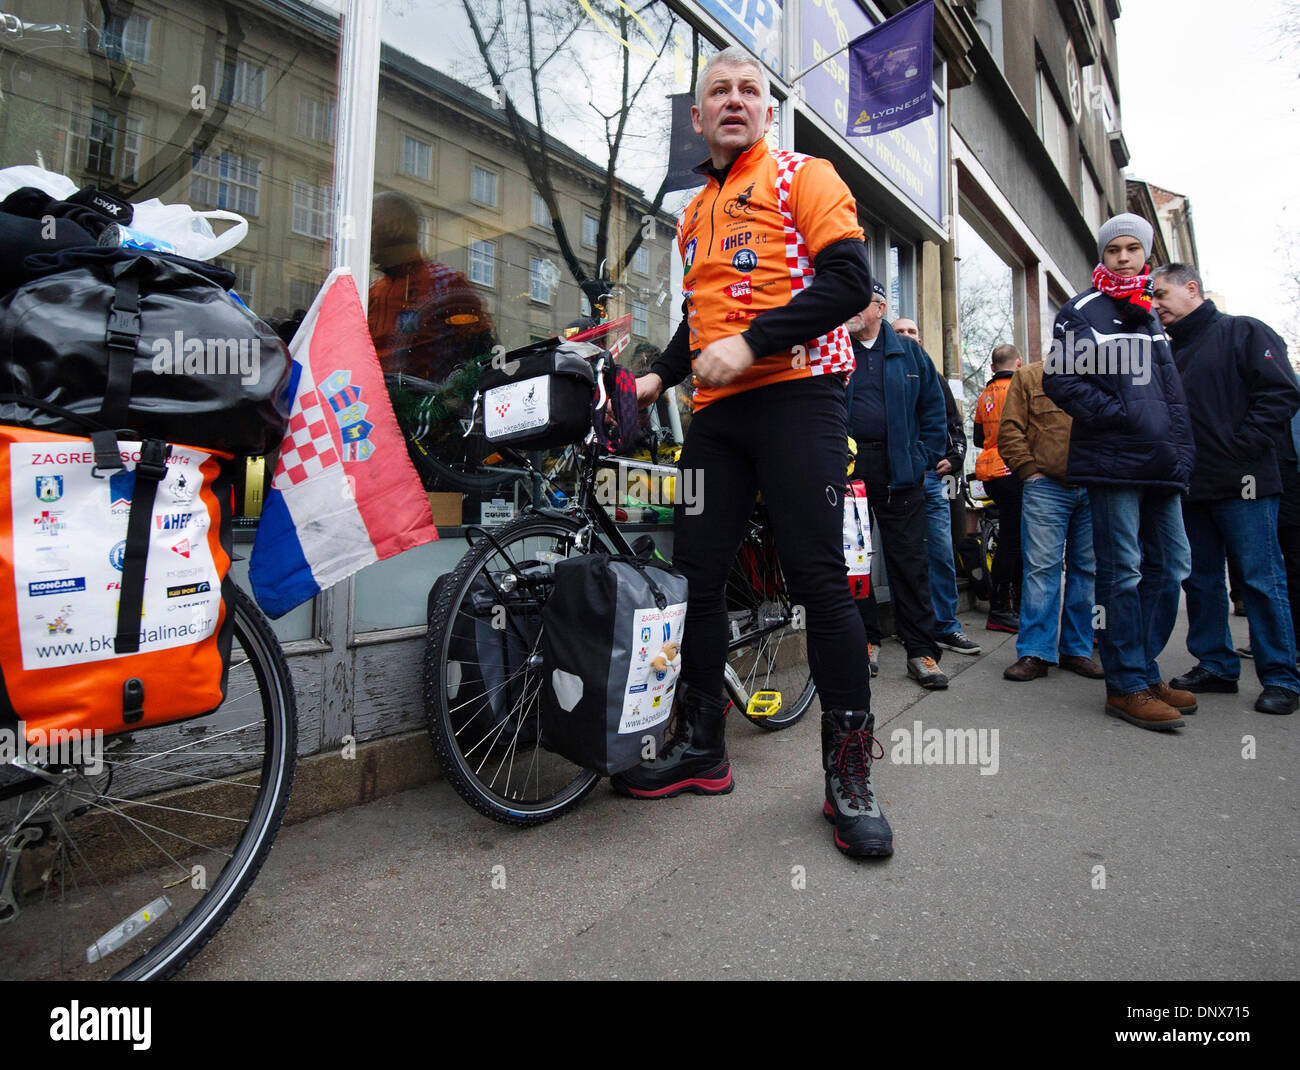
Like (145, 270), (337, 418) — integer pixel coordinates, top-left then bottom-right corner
(250, 267), (437, 618)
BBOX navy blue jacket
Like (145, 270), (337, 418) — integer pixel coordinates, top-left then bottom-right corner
(845, 320), (946, 490)
(1042, 287), (1194, 492)
(1165, 300), (1299, 502)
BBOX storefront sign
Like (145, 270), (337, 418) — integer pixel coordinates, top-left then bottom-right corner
(799, 0), (943, 225)
(694, 0), (783, 73)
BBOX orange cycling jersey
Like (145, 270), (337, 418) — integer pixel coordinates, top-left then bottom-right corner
(974, 372), (1014, 481)
(677, 139), (864, 410)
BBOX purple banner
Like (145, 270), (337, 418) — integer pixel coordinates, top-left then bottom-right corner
(799, 0), (943, 224)
(845, 0), (934, 138)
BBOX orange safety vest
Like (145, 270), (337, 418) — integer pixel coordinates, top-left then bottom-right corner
(676, 139), (863, 411)
(974, 372), (1014, 481)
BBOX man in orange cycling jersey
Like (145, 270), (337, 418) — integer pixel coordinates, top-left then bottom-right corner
(611, 47), (889, 858)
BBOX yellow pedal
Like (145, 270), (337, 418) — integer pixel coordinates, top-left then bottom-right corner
(746, 690), (782, 718)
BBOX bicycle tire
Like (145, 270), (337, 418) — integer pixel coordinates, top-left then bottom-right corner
(405, 431), (521, 495)
(423, 514), (602, 826)
(0, 585), (297, 981)
(725, 515), (816, 731)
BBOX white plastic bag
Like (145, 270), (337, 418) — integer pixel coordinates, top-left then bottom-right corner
(0, 165), (78, 201)
(128, 200), (248, 260)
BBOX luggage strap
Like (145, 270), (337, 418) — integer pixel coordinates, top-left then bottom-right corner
(115, 437), (170, 655)
(103, 266), (142, 430)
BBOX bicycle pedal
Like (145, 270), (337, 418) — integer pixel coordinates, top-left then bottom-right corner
(746, 690), (782, 718)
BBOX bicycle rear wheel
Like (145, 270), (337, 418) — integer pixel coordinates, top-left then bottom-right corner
(725, 514), (816, 731)
(0, 585), (296, 980)
(424, 514), (602, 825)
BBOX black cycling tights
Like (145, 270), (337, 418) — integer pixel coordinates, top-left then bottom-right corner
(672, 375), (871, 712)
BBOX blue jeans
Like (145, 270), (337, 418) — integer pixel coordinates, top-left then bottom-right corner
(1088, 487), (1191, 695)
(1182, 496), (1299, 691)
(1017, 477), (1095, 662)
(924, 470), (960, 635)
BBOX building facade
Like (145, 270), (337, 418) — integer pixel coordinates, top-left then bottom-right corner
(0, 0), (1162, 762)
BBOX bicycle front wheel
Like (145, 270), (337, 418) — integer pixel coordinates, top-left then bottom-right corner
(0, 585), (297, 980)
(424, 515), (602, 825)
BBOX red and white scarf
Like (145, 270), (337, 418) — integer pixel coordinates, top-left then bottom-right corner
(1092, 262), (1153, 313)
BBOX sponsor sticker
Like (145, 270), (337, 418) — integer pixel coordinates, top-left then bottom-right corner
(732, 249), (758, 272)
(28, 577), (86, 597)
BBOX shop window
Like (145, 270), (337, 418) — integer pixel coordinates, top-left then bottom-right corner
(215, 259), (257, 306)
(99, 13), (152, 64)
(957, 215), (1018, 459)
(470, 165), (498, 207)
(191, 150), (261, 217)
(214, 59), (267, 110)
(400, 135), (432, 180)
(291, 179), (332, 239)
(529, 256), (554, 304)
(298, 95), (336, 143)
(469, 238), (496, 287)
(531, 191), (551, 228)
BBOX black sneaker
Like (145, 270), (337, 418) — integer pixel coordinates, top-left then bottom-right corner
(936, 630), (981, 655)
(610, 684), (734, 799)
(822, 710), (893, 857)
(1255, 686), (1299, 715)
(985, 610), (1019, 633)
(1169, 665), (1239, 693)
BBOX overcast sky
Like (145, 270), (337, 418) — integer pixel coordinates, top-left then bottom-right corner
(1117, 0), (1299, 332)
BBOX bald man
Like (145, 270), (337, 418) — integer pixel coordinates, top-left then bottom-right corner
(890, 318), (978, 655)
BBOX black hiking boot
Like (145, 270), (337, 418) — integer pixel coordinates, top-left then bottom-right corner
(610, 683), (733, 799)
(821, 709), (893, 857)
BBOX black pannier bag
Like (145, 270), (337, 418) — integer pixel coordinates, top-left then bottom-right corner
(477, 340), (597, 451)
(0, 251), (290, 456)
(540, 552), (688, 776)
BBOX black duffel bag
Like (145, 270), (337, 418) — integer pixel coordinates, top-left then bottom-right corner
(0, 250), (290, 455)
(477, 339), (597, 451)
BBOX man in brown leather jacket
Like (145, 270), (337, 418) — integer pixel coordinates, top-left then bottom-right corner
(997, 360), (1104, 681)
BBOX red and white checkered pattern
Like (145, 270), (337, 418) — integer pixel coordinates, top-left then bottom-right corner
(771, 150), (855, 379)
(273, 386), (341, 487)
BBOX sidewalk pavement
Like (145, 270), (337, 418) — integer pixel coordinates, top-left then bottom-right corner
(184, 603), (1299, 980)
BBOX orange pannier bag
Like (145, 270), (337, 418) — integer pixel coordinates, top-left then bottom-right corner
(0, 421), (235, 742)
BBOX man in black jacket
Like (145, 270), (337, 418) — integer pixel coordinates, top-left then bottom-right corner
(893, 317), (979, 655)
(1152, 264), (1300, 714)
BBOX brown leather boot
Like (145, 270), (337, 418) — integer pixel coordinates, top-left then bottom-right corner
(1151, 681), (1198, 714)
(1059, 654), (1105, 679)
(1003, 655), (1050, 681)
(1105, 688), (1184, 731)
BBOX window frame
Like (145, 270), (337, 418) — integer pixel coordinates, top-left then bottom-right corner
(470, 164), (499, 209)
(468, 237), (496, 288)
